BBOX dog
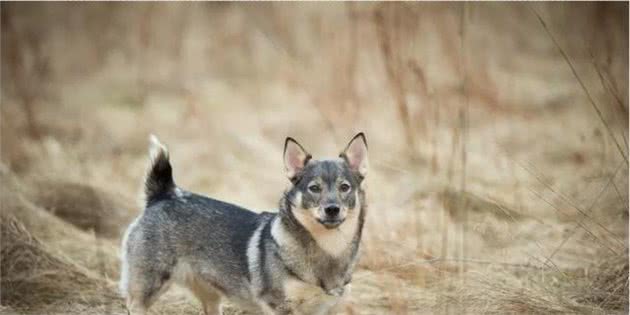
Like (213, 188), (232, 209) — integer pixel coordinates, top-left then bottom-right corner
(119, 133), (369, 315)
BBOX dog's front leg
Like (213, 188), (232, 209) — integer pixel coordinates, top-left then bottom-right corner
(258, 303), (293, 315)
(257, 291), (294, 315)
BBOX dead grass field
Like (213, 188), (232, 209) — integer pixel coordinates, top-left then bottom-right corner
(1, 2), (628, 314)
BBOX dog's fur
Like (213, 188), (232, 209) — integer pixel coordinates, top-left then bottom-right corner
(119, 133), (369, 315)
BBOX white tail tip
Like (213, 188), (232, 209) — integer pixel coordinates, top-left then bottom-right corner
(148, 134), (168, 161)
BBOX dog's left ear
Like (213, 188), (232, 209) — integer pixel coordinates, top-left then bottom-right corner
(340, 132), (368, 178)
(284, 137), (312, 181)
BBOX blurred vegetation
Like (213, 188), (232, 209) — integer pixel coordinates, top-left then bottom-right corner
(1, 2), (628, 314)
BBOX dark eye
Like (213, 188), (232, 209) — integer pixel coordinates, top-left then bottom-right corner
(339, 183), (351, 193)
(308, 184), (321, 193)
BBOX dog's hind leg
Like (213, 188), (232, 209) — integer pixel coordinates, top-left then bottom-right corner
(123, 262), (175, 315)
(187, 279), (222, 315)
(125, 296), (147, 315)
(191, 287), (221, 315)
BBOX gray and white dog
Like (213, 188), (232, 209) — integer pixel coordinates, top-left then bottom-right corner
(119, 133), (369, 315)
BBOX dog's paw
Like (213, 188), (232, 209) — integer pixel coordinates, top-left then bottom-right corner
(325, 286), (345, 297)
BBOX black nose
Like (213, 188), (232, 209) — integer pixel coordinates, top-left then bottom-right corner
(324, 205), (340, 217)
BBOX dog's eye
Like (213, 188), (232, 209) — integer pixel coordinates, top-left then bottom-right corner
(308, 185), (321, 193)
(339, 183), (351, 193)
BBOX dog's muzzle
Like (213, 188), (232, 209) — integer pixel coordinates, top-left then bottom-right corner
(317, 217), (345, 229)
(319, 205), (344, 229)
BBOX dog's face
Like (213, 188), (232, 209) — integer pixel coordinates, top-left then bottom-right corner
(283, 133), (368, 230)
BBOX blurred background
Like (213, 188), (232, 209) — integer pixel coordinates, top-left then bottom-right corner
(1, 2), (628, 315)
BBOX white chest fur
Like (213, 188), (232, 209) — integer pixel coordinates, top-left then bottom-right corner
(272, 212), (359, 258)
(306, 213), (358, 257)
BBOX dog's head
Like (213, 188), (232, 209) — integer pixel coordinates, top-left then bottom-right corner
(283, 133), (368, 230)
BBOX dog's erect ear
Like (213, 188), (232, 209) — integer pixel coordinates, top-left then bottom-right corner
(341, 132), (368, 178)
(284, 137), (311, 180)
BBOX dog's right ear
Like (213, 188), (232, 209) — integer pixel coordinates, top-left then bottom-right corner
(340, 132), (368, 178)
(284, 137), (311, 181)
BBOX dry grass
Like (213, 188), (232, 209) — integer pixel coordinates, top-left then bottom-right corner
(1, 169), (122, 280)
(1, 2), (628, 315)
(0, 214), (119, 309)
(441, 254), (629, 315)
(577, 253), (629, 311)
(441, 270), (597, 314)
(24, 178), (136, 238)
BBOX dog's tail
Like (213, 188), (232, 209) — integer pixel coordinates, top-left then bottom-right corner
(143, 135), (176, 206)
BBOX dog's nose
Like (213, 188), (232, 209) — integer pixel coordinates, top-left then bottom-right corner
(324, 205), (340, 217)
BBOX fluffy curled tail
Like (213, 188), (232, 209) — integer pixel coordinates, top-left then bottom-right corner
(143, 135), (175, 206)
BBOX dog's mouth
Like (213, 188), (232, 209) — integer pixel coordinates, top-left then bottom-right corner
(317, 218), (345, 229)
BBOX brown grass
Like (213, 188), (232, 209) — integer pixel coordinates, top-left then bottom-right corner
(442, 254), (629, 315)
(1, 170), (122, 279)
(24, 178), (136, 238)
(0, 214), (119, 309)
(577, 253), (629, 311)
